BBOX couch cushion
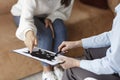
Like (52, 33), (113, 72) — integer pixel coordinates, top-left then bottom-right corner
(0, 0), (17, 14)
(108, 0), (120, 13)
(80, 0), (108, 9)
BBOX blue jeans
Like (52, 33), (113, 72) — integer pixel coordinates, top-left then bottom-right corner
(13, 16), (67, 66)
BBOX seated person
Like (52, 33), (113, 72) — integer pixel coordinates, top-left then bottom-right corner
(57, 3), (120, 80)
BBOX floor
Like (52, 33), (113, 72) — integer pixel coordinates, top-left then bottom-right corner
(21, 72), (42, 80)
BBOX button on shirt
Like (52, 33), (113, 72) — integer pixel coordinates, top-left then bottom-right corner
(81, 4), (120, 75)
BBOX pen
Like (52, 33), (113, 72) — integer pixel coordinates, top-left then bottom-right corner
(55, 51), (61, 56)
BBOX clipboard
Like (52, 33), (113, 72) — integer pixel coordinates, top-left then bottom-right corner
(13, 47), (63, 65)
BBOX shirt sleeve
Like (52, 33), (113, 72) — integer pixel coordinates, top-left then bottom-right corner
(47, 0), (74, 22)
(81, 31), (111, 49)
(80, 59), (115, 75)
(16, 0), (37, 41)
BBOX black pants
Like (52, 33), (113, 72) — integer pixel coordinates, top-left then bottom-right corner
(62, 47), (120, 80)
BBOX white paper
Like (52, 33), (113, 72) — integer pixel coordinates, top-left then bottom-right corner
(13, 47), (63, 65)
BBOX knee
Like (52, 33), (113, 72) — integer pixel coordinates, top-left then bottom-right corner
(37, 29), (52, 39)
(53, 19), (66, 32)
(53, 18), (64, 25)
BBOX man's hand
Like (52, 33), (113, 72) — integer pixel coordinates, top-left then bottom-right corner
(58, 41), (82, 53)
(57, 55), (80, 69)
(45, 18), (54, 38)
(24, 30), (38, 53)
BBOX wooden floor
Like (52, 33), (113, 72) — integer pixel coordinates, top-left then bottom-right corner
(21, 72), (42, 80)
(0, 14), (43, 80)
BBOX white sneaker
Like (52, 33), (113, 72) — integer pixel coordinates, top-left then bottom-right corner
(54, 67), (64, 80)
(84, 77), (97, 80)
(42, 71), (57, 80)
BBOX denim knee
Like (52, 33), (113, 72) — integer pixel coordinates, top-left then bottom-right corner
(13, 16), (20, 27)
(52, 19), (67, 52)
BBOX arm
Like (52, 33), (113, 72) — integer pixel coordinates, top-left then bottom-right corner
(80, 5), (120, 75)
(16, 0), (37, 41)
(47, 0), (74, 22)
(58, 32), (114, 75)
(60, 6), (120, 75)
(58, 31), (111, 52)
(16, 0), (37, 52)
(82, 31), (111, 49)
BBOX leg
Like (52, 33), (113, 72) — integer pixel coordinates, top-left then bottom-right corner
(34, 17), (53, 65)
(84, 47), (109, 60)
(62, 67), (120, 80)
(34, 17), (53, 51)
(13, 16), (20, 26)
(52, 19), (67, 80)
(34, 17), (57, 80)
(52, 19), (67, 53)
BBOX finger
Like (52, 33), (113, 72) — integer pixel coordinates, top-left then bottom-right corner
(45, 20), (49, 28)
(56, 55), (66, 60)
(24, 41), (31, 52)
(25, 43), (32, 53)
(34, 38), (38, 46)
(65, 51), (68, 53)
(49, 23), (54, 38)
(59, 61), (65, 64)
(58, 42), (66, 52)
(61, 47), (69, 52)
(60, 63), (66, 69)
(29, 42), (34, 53)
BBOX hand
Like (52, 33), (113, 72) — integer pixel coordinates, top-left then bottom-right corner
(58, 41), (82, 53)
(44, 18), (54, 38)
(57, 55), (80, 69)
(24, 30), (38, 53)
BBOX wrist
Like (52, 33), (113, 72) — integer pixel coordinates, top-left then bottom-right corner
(75, 59), (80, 67)
(75, 40), (82, 47)
(25, 30), (34, 38)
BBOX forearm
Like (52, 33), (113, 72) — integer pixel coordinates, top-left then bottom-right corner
(81, 32), (111, 49)
(73, 40), (83, 48)
(80, 59), (115, 75)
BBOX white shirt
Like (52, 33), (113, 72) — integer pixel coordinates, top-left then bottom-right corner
(81, 3), (120, 75)
(11, 0), (74, 41)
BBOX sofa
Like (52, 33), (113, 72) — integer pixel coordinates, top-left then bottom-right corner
(0, 0), (118, 79)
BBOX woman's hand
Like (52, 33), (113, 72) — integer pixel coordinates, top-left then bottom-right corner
(24, 30), (38, 53)
(57, 55), (80, 69)
(58, 41), (82, 53)
(44, 18), (54, 38)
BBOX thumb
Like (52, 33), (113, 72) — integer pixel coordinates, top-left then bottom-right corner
(29, 44), (34, 53)
(61, 47), (69, 52)
(45, 20), (48, 28)
(34, 38), (38, 46)
(56, 55), (66, 61)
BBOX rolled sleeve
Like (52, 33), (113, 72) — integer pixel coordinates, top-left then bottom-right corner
(80, 59), (115, 75)
(82, 32), (111, 49)
(16, 0), (37, 41)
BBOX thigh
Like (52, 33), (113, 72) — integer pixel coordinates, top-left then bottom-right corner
(34, 17), (53, 50)
(13, 16), (20, 27)
(62, 67), (120, 80)
(84, 47), (109, 60)
(52, 19), (67, 52)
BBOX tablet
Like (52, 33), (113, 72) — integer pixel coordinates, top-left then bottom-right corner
(13, 47), (63, 65)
